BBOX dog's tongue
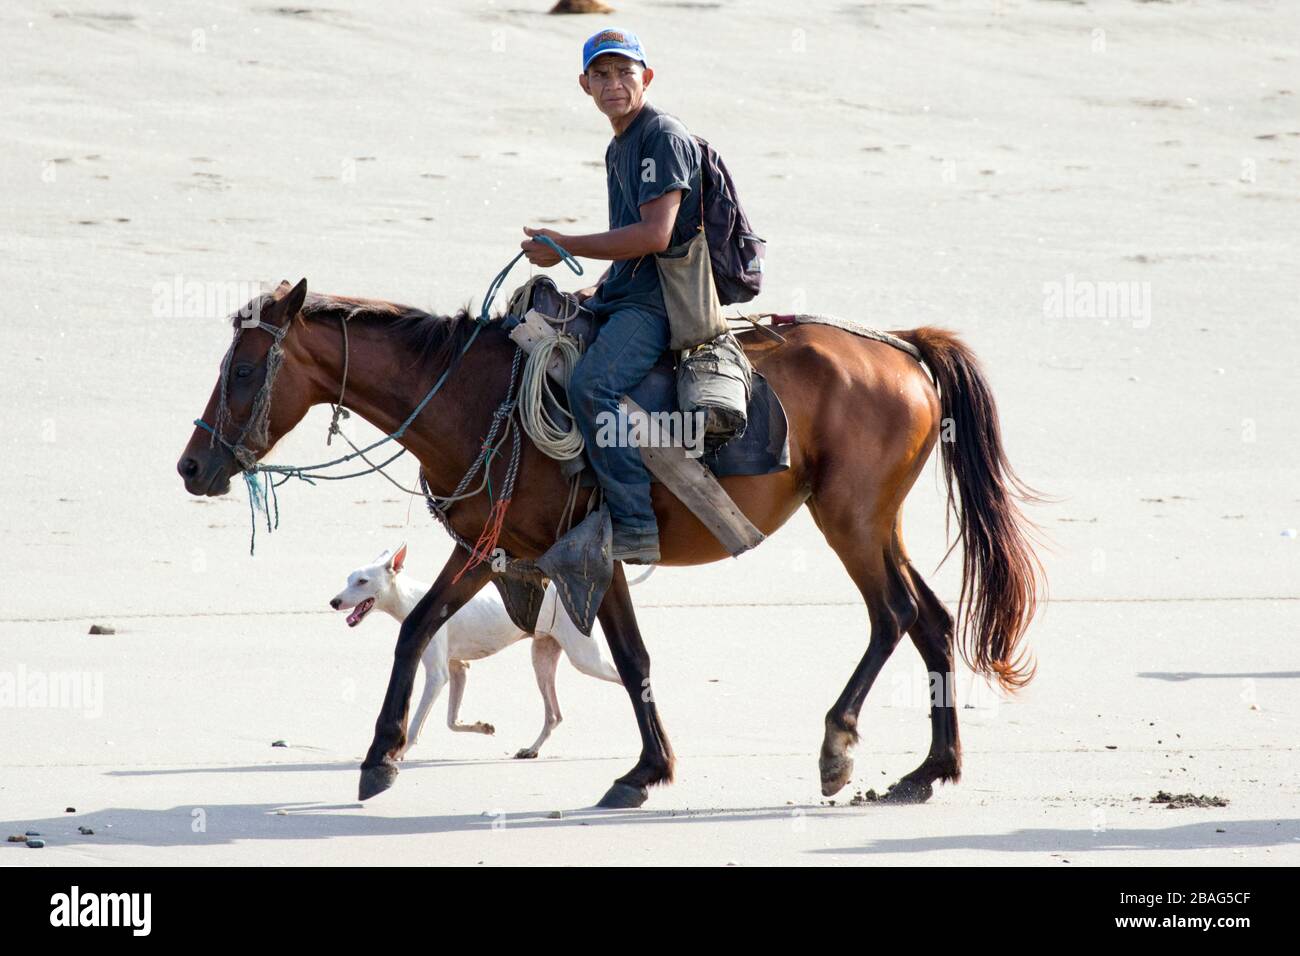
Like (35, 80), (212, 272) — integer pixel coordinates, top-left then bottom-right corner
(346, 598), (373, 628)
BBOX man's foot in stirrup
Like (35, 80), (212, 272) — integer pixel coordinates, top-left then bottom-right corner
(611, 525), (660, 565)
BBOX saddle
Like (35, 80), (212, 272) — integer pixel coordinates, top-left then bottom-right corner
(504, 275), (791, 481)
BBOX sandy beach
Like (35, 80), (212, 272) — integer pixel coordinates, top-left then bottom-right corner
(2, 0), (1297, 865)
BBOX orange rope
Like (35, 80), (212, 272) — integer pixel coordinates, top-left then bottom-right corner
(451, 496), (512, 584)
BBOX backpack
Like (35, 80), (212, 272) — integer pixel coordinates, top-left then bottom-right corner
(692, 135), (766, 305)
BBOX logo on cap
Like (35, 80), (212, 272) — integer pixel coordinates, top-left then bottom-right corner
(582, 27), (647, 71)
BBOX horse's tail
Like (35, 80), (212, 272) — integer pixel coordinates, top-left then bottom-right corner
(897, 327), (1045, 693)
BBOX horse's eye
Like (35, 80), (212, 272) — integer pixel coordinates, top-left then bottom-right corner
(235, 364), (254, 379)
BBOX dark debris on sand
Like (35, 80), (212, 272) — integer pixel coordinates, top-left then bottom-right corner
(1150, 790), (1229, 809)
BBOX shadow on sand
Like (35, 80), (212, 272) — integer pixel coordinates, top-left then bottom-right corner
(812, 818), (1300, 856)
(4, 770), (1296, 856)
(1138, 670), (1300, 682)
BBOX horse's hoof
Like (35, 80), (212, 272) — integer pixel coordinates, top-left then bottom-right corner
(595, 782), (648, 809)
(819, 753), (854, 797)
(514, 748), (538, 760)
(884, 777), (933, 804)
(358, 759), (399, 801)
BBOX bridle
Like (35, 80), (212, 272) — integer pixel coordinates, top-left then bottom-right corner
(196, 313), (293, 471)
(195, 288), (362, 466)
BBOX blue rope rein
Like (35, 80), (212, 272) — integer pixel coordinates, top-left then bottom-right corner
(196, 236), (582, 554)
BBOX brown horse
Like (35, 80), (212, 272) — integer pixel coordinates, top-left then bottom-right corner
(177, 278), (1043, 808)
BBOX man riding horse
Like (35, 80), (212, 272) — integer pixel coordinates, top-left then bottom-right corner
(520, 28), (702, 566)
(177, 29), (1043, 811)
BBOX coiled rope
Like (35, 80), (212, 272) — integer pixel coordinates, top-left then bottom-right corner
(516, 333), (585, 462)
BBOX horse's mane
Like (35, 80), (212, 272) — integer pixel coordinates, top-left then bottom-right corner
(233, 290), (500, 373)
(305, 293), (485, 372)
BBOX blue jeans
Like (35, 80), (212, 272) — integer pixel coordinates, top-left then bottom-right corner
(568, 304), (670, 534)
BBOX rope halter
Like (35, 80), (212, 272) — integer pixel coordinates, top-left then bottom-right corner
(207, 312), (291, 472)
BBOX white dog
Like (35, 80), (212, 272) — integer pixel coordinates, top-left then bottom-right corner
(330, 544), (621, 759)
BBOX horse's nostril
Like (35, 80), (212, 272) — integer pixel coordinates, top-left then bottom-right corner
(330, 598), (341, 610)
(178, 457), (199, 479)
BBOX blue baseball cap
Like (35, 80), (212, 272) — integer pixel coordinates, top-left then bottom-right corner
(582, 28), (648, 72)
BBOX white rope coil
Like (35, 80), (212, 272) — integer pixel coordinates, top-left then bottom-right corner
(517, 333), (585, 461)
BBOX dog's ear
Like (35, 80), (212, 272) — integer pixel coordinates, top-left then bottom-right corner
(388, 542), (407, 574)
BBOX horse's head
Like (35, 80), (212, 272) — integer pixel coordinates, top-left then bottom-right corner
(177, 278), (316, 496)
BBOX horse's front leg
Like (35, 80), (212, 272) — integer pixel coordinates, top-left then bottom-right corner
(358, 556), (493, 800)
(594, 563), (675, 809)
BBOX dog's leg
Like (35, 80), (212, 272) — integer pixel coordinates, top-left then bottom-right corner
(550, 607), (622, 684)
(399, 646), (446, 760)
(446, 660), (494, 735)
(515, 636), (562, 759)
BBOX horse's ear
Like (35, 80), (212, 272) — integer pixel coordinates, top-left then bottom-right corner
(280, 278), (308, 319)
(388, 542), (407, 574)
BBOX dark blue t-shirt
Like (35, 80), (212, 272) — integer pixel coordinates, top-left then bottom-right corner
(586, 101), (703, 320)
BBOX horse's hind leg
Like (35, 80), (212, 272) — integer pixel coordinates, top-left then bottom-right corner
(888, 555), (962, 803)
(809, 506), (917, 798)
